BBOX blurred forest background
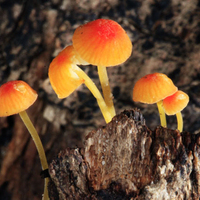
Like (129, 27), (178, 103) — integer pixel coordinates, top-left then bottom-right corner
(0, 0), (200, 199)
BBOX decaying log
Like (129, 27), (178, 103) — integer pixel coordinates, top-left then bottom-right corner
(48, 109), (200, 200)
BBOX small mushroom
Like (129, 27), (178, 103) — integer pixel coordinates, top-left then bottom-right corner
(48, 45), (85, 98)
(132, 73), (178, 127)
(0, 80), (49, 200)
(48, 45), (112, 123)
(72, 19), (132, 117)
(163, 90), (189, 132)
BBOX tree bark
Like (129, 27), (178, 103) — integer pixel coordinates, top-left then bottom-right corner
(48, 109), (200, 200)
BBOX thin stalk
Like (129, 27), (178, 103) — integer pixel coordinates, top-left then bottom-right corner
(42, 178), (49, 200)
(176, 112), (183, 132)
(156, 100), (167, 128)
(97, 66), (116, 118)
(19, 110), (49, 200)
(74, 65), (112, 123)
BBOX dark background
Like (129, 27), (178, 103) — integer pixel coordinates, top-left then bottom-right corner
(0, 0), (200, 199)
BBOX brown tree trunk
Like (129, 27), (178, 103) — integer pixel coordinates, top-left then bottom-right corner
(48, 109), (200, 200)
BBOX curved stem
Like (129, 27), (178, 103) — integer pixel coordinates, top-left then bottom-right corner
(74, 66), (112, 123)
(176, 112), (183, 132)
(19, 110), (49, 200)
(156, 100), (167, 128)
(97, 66), (116, 118)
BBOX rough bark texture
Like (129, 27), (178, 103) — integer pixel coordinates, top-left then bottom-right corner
(0, 0), (200, 199)
(49, 109), (200, 200)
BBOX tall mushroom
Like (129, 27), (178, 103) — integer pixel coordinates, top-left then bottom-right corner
(72, 19), (132, 118)
(132, 73), (178, 127)
(48, 45), (112, 123)
(0, 80), (49, 200)
(163, 90), (189, 132)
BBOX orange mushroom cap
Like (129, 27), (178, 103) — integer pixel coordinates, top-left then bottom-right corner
(48, 45), (85, 99)
(72, 19), (132, 67)
(163, 90), (189, 115)
(133, 73), (178, 104)
(0, 80), (38, 117)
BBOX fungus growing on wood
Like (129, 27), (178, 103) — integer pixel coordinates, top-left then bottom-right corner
(132, 73), (178, 127)
(72, 19), (132, 118)
(48, 45), (112, 123)
(0, 80), (49, 200)
(163, 90), (189, 132)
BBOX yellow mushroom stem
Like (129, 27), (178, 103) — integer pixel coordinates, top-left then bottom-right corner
(97, 66), (116, 118)
(74, 65), (112, 123)
(176, 112), (183, 132)
(19, 110), (49, 200)
(156, 100), (167, 128)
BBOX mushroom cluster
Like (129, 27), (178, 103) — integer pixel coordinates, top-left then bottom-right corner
(48, 19), (189, 130)
(132, 73), (189, 132)
(0, 18), (190, 199)
(49, 19), (132, 123)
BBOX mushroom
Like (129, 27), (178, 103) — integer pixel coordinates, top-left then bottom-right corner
(0, 80), (49, 200)
(163, 90), (189, 132)
(72, 19), (132, 117)
(48, 45), (112, 123)
(132, 73), (178, 127)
